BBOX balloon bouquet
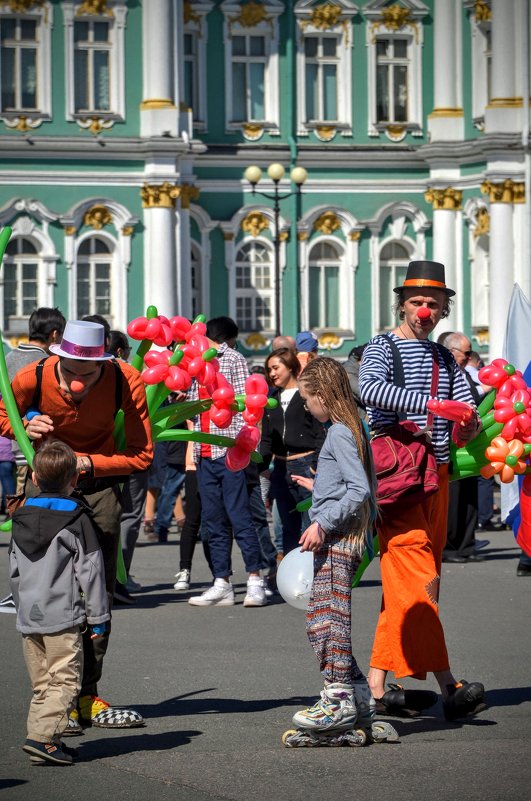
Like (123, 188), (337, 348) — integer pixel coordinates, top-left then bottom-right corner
(284, 356), (531, 609)
(0, 226), (276, 541)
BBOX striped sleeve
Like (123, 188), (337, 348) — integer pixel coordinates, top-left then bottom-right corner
(359, 336), (430, 416)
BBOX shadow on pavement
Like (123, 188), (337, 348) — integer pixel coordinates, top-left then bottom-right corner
(76, 728), (202, 760)
(132, 688), (317, 719)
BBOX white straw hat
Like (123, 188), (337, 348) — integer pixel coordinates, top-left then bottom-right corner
(49, 320), (113, 361)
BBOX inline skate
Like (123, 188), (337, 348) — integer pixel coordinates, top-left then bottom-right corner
(282, 681), (399, 748)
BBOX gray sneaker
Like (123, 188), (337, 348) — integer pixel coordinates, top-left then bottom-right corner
(174, 569), (191, 591)
(243, 576), (267, 607)
(188, 579), (235, 606)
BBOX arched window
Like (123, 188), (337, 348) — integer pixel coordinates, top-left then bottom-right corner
(234, 241), (273, 332)
(76, 237), (111, 320)
(308, 241), (340, 329)
(3, 237), (38, 331)
(379, 241), (409, 329)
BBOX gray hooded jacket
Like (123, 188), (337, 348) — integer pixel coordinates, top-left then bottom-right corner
(9, 495), (110, 635)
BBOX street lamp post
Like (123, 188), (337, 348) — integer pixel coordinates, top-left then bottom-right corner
(243, 163), (308, 337)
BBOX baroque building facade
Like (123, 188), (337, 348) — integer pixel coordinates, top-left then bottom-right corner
(0, 0), (529, 360)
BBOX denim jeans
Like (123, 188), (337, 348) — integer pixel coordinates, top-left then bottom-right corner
(156, 463), (186, 538)
(270, 454), (314, 555)
(196, 457), (262, 578)
(247, 482), (277, 573)
(0, 460), (15, 507)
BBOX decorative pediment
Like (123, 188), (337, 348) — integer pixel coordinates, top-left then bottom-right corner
(60, 198), (139, 233)
(221, 0), (284, 32)
(0, 198), (58, 227)
(362, 0), (429, 22)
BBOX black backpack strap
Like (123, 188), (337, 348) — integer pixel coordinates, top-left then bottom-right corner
(433, 342), (455, 395)
(384, 334), (406, 422)
(30, 357), (48, 412)
(110, 359), (124, 418)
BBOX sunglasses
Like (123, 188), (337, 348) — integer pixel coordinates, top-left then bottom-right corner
(452, 347), (472, 357)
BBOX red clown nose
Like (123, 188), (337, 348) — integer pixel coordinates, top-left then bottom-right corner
(417, 307), (431, 320)
(70, 379), (86, 393)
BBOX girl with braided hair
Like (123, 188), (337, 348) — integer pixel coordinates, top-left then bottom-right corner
(285, 357), (379, 743)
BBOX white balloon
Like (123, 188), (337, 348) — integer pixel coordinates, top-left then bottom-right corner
(276, 548), (314, 610)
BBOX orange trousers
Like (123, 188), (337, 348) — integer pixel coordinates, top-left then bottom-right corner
(371, 464), (450, 680)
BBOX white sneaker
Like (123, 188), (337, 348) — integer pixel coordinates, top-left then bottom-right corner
(188, 579), (235, 606)
(243, 576), (268, 607)
(174, 569), (191, 591)
(261, 577), (273, 598)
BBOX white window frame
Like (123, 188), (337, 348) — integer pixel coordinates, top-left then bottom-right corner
(221, 0), (282, 134)
(469, 8), (491, 129)
(378, 240), (411, 330)
(364, 0), (425, 138)
(75, 236), (113, 322)
(234, 238), (275, 334)
(2, 236), (39, 329)
(63, 1), (127, 123)
(190, 241), (202, 321)
(181, 1), (213, 131)
(0, 4), (52, 128)
(307, 240), (343, 329)
(295, 1), (355, 136)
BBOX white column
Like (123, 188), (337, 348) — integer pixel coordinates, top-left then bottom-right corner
(428, 0), (464, 141)
(142, 184), (179, 317)
(140, 0), (178, 137)
(425, 188), (463, 334)
(432, 210), (460, 334)
(485, 0), (522, 132)
(489, 202), (515, 360)
(176, 208), (192, 317)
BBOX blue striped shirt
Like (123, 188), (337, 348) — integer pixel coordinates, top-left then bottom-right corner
(359, 333), (475, 464)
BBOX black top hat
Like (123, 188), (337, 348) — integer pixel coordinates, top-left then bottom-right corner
(393, 260), (455, 297)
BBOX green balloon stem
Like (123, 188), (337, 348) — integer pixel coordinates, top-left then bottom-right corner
(146, 305), (158, 319)
(131, 338), (151, 373)
(168, 346), (184, 366)
(505, 455), (518, 466)
(193, 314), (206, 324)
(503, 363), (516, 375)
(352, 536), (379, 589)
(513, 402), (525, 414)
(202, 348), (218, 362)
(0, 226), (35, 467)
(477, 390), (496, 417)
(0, 518), (12, 532)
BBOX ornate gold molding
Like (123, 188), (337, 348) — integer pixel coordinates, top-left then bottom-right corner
(385, 124), (406, 141)
(297, 231), (309, 241)
(245, 332), (268, 350)
(429, 108), (464, 117)
(183, 0), (200, 25)
(242, 122), (264, 141)
(487, 97), (523, 108)
(179, 184), (200, 209)
(76, 0), (113, 16)
(315, 125), (336, 142)
(229, 1), (271, 32)
(424, 187), (463, 211)
(241, 211), (269, 237)
(301, 3), (349, 43)
(4, 0), (45, 11)
(64, 226), (77, 236)
(473, 207), (490, 238)
(83, 204), (112, 230)
(481, 179), (525, 204)
(223, 232), (235, 241)
(141, 182), (181, 209)
(279, 231), (289, 242)
(313, 211), (341, 235)
(371, 4), (418, 43)
(474, 0), (492, 23)
(349, 230), (362, 241)
(140, 98), (176, 110)
(318, 332), (341, 350)
(122, 226), (135, 237)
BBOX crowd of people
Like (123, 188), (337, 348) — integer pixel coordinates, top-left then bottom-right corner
(2, 257), (526, 763)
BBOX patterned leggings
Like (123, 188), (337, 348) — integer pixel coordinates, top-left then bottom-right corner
(306, 534), (363, 685)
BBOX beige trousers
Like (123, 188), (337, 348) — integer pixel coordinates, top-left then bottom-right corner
(22, 627), (83, 742)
